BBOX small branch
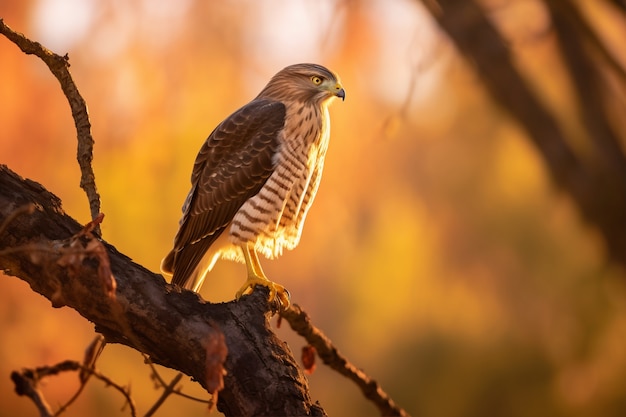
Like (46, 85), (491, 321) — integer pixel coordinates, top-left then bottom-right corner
(10, 371), (54, 417)
(144, 355), (211, 404)
(53, 372), (89, 417)
(143, 373), (184, 417)
(83, 368), (137, 417)
(54, 336), (108, 416)
(0, 19), (101, 231)
(58, 364), (138, 417)
(11, 360), (137, 417)
(144, 355), (170, 388)
(70, 364), (137, 417)
(80, 335), (107, 384)
(282, 304), (411, 417)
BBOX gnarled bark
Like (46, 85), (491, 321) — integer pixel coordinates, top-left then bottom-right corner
(0, 164), (326, 417)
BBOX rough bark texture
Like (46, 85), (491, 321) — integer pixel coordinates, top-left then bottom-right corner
(0, 165), (326, 417)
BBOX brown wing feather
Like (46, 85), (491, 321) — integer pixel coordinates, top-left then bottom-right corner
(166, 99), (286, 287)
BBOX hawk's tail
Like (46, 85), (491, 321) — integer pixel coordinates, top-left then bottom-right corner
(160, 251), (175, 276)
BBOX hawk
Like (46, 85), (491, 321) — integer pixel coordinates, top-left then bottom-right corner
(161, 63), (345, 308)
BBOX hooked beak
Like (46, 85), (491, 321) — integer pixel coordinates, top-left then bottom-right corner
(335, 87), (346, 101)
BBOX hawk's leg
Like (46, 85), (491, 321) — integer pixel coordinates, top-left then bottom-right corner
(235, 243), (290, 308)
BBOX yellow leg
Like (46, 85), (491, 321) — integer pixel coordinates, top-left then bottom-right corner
(235, 244), (290, 308)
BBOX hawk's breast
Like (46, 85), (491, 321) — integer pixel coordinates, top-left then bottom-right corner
(229, 104), (330, 259)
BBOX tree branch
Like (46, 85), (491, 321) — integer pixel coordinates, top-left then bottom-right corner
(11, 360), (138, 417)
(10, 371), (54, 417)
(0, 19), (101, 229)
(420, 0), (626, 267)
(143, 372), (184, 417)
(0, 165), (325, 416)
(282, 305), (410, 417)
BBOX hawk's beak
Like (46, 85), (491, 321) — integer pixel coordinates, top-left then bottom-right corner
(335, 85), (346, 101)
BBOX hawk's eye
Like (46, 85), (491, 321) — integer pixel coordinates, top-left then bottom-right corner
(311, 76), (323, 85)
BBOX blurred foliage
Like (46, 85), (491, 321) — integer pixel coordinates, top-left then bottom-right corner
(1, 0), (625, 416)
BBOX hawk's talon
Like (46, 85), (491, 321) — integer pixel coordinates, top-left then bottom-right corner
(235, 275), (291, 309)
(278, 287), (291, 309)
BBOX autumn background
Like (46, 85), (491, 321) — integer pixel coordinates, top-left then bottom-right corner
(1, 0), (625, 416)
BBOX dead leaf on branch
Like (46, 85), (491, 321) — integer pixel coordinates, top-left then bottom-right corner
(204, 323), (228, 410)
(56, 213), (116, 299)
(302, 344), (317, 375)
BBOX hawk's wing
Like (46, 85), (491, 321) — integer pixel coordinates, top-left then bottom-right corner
(163, 99), (286, 287)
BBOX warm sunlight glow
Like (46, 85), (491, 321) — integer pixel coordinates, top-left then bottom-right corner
(2, 0), (625, 416)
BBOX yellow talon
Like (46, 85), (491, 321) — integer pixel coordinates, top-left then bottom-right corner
(237, 244), (291, 309)
(235, 275), (290, 308)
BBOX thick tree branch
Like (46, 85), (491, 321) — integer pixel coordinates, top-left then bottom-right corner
(550, 0), (626, 87)
(421, 0), (626, 266)
(0, 165), (325, 417)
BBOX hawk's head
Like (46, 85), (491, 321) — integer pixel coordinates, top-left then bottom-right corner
(258, 63), (345, 105)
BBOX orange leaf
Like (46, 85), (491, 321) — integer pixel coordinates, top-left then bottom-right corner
(302, 344), (316, 375)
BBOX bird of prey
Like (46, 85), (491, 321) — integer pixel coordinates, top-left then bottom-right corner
(161, 63), (345, 308)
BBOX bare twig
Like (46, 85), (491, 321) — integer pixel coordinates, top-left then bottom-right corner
(73, 363), (138, 417)
(10, 370), (54, 417)
(144, 355), (170, 388)
(281, 304), (410, 417)
(54, 338), (103, 417)
(11, 360), (137, 417)
(53, 373), (88, 417)
(143, 373), (184, 417)
(144, 354), (212, 404)
(80, 335), (107, 383)
(0, 19), (101, 232)
(52, 335), (109, 416)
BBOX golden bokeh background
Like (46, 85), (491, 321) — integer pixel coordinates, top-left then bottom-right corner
(1, 1), (625, 416)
